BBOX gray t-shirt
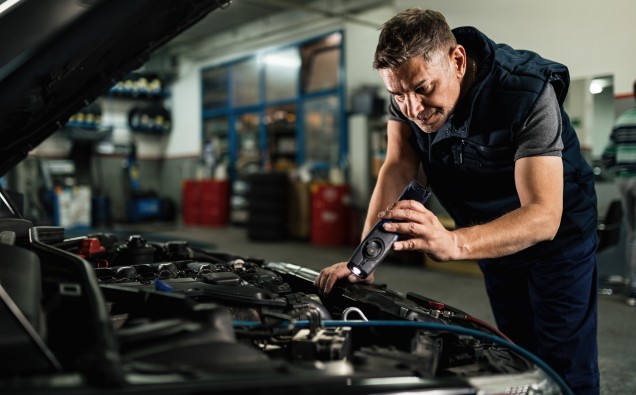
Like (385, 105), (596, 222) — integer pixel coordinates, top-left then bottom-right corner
(388, 85), (564, 160)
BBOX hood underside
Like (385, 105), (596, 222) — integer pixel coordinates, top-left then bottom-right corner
(0, 0), (230, 176)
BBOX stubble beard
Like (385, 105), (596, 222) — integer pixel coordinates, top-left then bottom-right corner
(415, 109), (448, 133)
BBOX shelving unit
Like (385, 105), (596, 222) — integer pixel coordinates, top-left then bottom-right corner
(59, 73), (173, 223)
(266, 106), (297, 172)
(108, 73), (171, 135)
(67, 72), (172, 136)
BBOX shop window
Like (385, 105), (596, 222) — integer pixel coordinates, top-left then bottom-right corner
(235, 112), (260, 174)
(201, 31), (345, 177)
(202, 67), (229, 110)
(301, 32), (341, 93)
(264, 47), (300, 102)
(232, 58), (259, 107)
(303, 95), (339, 164)
(203, 116), (229, 165)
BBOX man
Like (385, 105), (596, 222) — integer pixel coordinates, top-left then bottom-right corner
(602, 80), (636, 307)
(315, 8), (599, 394)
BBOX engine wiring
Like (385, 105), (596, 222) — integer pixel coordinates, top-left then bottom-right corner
(234, 308), (323, 337)
(405, 292), (513, 343)
(455, 313), (513, 343)
(341, 307), (369, 321)
(231, 319), (573, 395)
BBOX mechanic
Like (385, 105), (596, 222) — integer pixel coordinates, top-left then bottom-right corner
(315, 8), (599, 395)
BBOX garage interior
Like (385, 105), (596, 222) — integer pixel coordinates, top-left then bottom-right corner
(1, 0), (634, 393)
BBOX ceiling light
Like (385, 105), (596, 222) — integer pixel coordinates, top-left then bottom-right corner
(589, 77), (612, 95)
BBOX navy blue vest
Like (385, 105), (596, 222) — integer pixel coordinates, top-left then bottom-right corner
(408, 27), (597, 261)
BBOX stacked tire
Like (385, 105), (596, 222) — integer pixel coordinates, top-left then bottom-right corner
(246, 173), (289, 241)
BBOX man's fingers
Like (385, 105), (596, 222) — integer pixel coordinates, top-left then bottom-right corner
(324, 271), (339, 294)
(393, 238), (417, 251)
(394, 199), (426, 211)
(315, 262), (349, 294)
(316, 262), (376, 294)
(382, 220), (422, 236)
(379, 200), (427, 222)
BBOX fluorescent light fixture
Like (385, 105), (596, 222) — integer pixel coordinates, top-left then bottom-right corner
(262, 53), (300, 68)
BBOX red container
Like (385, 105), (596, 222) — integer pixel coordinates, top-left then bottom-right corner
(310, 183), (350, 246)
(182, 180), (200, 225)
(182, 179), (229, 227)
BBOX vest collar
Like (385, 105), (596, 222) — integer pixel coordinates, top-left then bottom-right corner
(424, 27), (498, 144)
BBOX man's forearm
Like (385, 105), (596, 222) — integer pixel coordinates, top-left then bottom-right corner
(449, 155), (562, 260)
(449, 202), (561, 261)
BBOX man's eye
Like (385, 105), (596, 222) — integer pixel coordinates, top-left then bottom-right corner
(416, 84), (434, 95)
(394, 94), (405, 102)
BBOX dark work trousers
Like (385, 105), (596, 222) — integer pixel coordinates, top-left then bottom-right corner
(478, 232), (600, 395)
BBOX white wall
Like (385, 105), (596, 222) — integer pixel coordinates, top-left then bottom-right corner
(165, 62), (202, 157)
(343, 6), (392, 105)
(395, 0), (636, 95)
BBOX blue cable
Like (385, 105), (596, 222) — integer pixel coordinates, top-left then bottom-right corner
(233, 319), (573, 395)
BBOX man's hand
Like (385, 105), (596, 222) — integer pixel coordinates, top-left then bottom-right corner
(378, 199), (459, 261)
(314, 261), (375, 294)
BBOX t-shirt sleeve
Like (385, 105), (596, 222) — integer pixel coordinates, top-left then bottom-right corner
(514, 84), (564, 161)
(387, 96), (409, 124)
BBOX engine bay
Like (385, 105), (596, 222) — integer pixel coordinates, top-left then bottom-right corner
(0, 224), (563, 394)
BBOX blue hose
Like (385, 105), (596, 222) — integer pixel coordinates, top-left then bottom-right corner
(233, 319), (573, 395)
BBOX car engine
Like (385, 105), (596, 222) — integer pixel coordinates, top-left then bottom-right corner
(0, 223), (565, 394)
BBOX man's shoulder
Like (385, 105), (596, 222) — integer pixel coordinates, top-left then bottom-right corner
(615, 107), (636, 127)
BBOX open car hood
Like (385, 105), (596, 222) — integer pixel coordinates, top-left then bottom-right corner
(0, 0), (230, 177)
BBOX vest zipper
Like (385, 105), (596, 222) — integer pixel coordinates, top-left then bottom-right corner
(459, 139), (464, 165)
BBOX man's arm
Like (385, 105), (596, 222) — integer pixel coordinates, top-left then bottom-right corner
(362, 120), (422, 237)
(314, 120), (420, 294)
(381, 155), (564, 261)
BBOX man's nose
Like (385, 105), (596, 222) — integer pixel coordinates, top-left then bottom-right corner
(404, 93), (424, 120)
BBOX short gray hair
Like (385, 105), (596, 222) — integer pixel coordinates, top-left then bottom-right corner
(373, 8), (457, 70)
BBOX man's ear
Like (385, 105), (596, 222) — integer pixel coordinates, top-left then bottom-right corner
(449, 45), (467, 78)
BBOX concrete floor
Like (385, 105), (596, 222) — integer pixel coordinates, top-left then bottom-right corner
(109, 223), (634, 394)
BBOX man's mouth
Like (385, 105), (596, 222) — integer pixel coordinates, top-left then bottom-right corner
(417, 111), (436, 123)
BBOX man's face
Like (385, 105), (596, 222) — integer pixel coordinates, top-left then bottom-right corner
(379, 53), (462, 133)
